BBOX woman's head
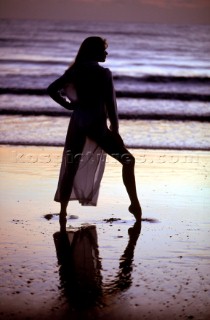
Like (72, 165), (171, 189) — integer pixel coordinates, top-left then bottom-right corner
(74, 37), (108, 64)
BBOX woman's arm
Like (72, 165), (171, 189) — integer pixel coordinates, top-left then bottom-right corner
(104, 69), (119, 133)
(47, 72), (76, 110)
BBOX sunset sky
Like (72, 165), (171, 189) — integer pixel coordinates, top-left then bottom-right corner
(0, 0), (210, 24)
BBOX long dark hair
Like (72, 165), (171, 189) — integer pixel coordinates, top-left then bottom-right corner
(74, 36), (107, 64)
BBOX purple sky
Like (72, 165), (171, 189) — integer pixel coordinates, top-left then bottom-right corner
(0, 0), (210, 24)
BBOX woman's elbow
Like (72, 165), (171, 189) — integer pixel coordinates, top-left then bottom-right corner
(47, 84), (59, 101)
(47, 83), (54, 96)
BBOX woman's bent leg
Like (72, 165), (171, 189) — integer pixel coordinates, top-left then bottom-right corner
(121, 154), (142, 220)
(91, 130), (142, 220)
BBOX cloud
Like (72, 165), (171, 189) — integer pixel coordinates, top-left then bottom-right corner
(0, 0), (209, 24)
(72, 0), (210, 9)
(73, 0), (112, 2)
(138, 0), (210, 8)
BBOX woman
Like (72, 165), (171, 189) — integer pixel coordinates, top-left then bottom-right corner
(48, 36), (142, 232)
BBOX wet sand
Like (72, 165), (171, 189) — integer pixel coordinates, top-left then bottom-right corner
(0, 146), (210, 320)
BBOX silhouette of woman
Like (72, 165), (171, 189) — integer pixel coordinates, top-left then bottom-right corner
(48, 37), (142, 232)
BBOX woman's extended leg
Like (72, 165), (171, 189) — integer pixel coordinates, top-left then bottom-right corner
(60, 201), (68, 232)
(55, 121), (87, 232)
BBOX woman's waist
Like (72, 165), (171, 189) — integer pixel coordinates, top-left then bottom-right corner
(72, 107), (106, 125)
(74, 104), (106, 117)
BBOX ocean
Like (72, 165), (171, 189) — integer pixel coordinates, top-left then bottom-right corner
(0, 19), (210, 150)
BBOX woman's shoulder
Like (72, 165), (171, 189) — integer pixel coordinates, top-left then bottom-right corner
(86, 63), (113, 81)
(64, 63), (113, 82)
(104, 67), (112, 76)
(97, 65), (112, 79)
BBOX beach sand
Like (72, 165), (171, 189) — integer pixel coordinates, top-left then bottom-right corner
(0, 145), (209, 320)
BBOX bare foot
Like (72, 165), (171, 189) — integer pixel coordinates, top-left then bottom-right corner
(129, 203), (142, 221)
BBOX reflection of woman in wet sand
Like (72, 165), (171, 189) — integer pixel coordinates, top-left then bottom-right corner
(53, 221), (141, 307)
(48, 37), (142, 231)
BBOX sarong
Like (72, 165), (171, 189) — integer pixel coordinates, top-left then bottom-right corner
(54, 109), (107, 206)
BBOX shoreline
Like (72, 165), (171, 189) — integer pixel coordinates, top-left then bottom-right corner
(1, 142), (210, 151)
(1, 116), (209, 150)
(0, 145), (209, 319)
